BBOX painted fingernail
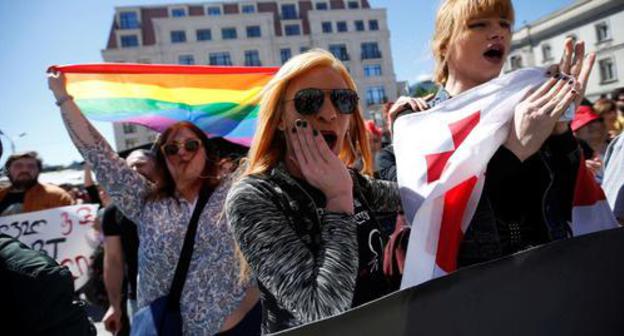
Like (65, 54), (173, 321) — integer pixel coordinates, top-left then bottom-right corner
(571, 90), (578, 95)
(295, 120), (302, 127)
(313, 129), (318, 137)
(291, 126), (297, 133)
(568, 80), (574, 85)
(302, 120), (307, 128)
(554, 73), (560, 79)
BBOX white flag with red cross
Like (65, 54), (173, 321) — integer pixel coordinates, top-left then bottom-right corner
(395, 67), (619, 289)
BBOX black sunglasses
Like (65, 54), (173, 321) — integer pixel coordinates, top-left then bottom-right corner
(161, 139), (201, 156)
(285, 88), (359, 116)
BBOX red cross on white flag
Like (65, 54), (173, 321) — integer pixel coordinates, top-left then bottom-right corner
(394, 68), (618, 289)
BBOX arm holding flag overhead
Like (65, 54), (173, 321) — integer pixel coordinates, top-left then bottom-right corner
(47, 71), (150, 223)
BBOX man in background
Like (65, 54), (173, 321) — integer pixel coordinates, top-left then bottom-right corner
(0, 151), (73, 216)
(102, 149), (159, 335)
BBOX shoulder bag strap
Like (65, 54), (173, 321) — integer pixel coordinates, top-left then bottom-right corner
(167, 185), (212, 308)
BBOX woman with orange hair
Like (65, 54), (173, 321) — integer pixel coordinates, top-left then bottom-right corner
(225, 49), (401, 333)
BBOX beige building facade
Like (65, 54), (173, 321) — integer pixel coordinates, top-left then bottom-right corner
(101, 0), (397, 151)
(505, 0), (624, 102)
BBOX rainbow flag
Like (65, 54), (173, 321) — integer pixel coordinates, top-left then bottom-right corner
(50, 64), (278, 146)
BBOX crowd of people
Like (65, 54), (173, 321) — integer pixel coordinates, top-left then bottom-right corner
(1, 0), (624, 335)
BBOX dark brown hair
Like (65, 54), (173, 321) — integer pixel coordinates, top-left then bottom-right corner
(5, 151), (43, 171)
(149, 121), (219, 199)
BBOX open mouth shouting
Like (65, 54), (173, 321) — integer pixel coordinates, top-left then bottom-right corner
(483, 43), (506, 64)
(320, 130), (338, 150)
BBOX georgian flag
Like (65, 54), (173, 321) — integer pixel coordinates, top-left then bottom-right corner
(394, 68), (619, 289)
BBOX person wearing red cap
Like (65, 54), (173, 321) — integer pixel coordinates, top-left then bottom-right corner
(572, 105), (609, 182)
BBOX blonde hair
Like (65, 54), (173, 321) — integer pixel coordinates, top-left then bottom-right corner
(432, 0), (515, 84)
(244, 48), (373, 177)
(236, 49), (374, 282)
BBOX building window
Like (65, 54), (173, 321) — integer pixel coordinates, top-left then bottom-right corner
(361, 42), (381, 59)
(120, 35), (139, 48)
(366, 86), (387, 106)
(364, 64), (382, 77)
(246, 26), (261, 38)
(322, 22), (332, 33)
(280, 48), (292, 64)
(369, 20), (379, 31)
(316, 2), (328, 10)
(541, 44), (552, 62)
(347, 1), (359, 9)
(300, 46), (310, 53)
(510, 55), (523, 70)
(196, 29), (212, 41)
(599, 57), (617, 83)
(285, 24), (301, 36)
(329, 44), (349, 61)
(137, 58), (151, 64)
(222, 27), (237, 40)
(123, 124), (137, 134)
(125, 138), (139, 149)
(596, 22), (611, 43)
(241, 4), (256, 13)
(337, 21), (348, 33)
(244, 50), (262, 66)
(119, 11), (139, 29)
(281, 4), (298, 19)
(170, 8), (186, 17)
(355, 20), (364, 32)
(209, 52), (232, 66)
(170, 30), (187, 43)
(178, 55), (195, 65)
(207, 6), (222, 16)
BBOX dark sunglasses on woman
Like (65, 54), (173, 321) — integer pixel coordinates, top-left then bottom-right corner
(161, 139), (201, 156)
(284, 88), (359, 116)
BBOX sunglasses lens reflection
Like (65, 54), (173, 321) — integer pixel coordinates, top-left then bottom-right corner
(294, 89), (325, 115)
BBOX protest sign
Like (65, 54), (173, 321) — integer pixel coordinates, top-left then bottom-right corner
(0, 204), (100, 290)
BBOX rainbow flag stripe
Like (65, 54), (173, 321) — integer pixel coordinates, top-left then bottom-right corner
(51, 64), (278, 146)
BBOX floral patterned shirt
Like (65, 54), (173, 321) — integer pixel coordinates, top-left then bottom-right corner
(80, 140), (249, 335)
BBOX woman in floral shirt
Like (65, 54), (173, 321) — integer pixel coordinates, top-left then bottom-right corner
(48, 73), (260, 335)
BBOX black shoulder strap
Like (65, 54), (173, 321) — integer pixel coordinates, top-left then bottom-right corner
(167, 186), (212, 307)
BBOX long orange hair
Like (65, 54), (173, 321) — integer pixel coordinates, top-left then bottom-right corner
(243, 48), (373, 177)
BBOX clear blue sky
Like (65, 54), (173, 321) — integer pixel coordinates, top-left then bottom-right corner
(0, 0), (573, 167)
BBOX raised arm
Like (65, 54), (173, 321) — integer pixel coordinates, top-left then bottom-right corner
(47, 71), (149, 222)
(225, 177), (359, 324)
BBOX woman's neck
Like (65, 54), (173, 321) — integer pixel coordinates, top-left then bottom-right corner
(176, 180), (201, 202)
(444, 73), (481, 97)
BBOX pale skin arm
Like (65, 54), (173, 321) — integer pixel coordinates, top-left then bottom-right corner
(84, 163), (94, 188)
(103, 236), (124, 334)
(47, 72), (106, 153)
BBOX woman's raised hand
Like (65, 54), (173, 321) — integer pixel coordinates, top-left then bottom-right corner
(47, 70), (69, 100)
(504, 38), (595, 161)
(287, 119), (354, 214)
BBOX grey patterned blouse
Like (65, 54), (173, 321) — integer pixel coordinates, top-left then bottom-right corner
(79, 140), (249, 335)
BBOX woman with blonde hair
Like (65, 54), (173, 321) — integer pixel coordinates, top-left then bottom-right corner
(378, 0), (595, 267)
(226, 49), (401, 333)
(593, 98), (623, 140)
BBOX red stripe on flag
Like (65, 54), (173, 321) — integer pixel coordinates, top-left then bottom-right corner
(449, 111), (480, 147)
(48, 63), (279, 75)
(573, 154), (606, 206)
(425, 151), (453, 183)
(436, 176), (478, 273)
